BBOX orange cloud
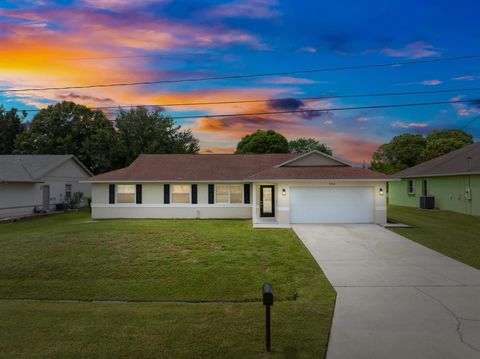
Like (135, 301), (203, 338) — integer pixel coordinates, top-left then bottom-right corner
(200, 146), (236, 154)
(0, 7), (267, 110)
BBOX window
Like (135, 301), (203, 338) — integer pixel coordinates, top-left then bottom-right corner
(172, 185), (190, 203)
(422, 179), (429, 196)
(117, 185), (135, 203)
(215, 184), (243, 204)
(215, 185), (229, 204)
(65, 184), (72, 201)
(230, 185), (243, 203)
(407, 180), (415, 195)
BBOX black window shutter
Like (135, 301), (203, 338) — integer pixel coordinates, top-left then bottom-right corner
(191, 184), (198, 204)
(136, 184), (142, 204)
(208, 184), (215, 204)
(109, 184), (115, 204)
(164, 184), (170, 204)
(243, 184), (251, 204)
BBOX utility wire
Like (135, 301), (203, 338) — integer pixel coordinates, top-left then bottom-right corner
(1, 55), (478, 93)
(12, 87), (480, 113)
(461, 115), (480, 129)
(168, 99), (474, 119)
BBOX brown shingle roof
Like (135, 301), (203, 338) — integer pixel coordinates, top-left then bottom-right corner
(246, 166), (392, 180)
(89, 153), (393, 182)
(394, 142), (480, 178)
(91, 154), (297, 181)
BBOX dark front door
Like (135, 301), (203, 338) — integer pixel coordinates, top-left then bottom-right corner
(260, 185), (275, 217)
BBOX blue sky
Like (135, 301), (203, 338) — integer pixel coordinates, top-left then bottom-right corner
(0, 0), (479, 161)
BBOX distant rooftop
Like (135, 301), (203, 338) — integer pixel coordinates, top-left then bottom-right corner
(0, 155), (89, 182)
(394, 142), (480, 178)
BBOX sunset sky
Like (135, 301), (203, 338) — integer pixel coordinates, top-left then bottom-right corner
(1, 0), (480, 162)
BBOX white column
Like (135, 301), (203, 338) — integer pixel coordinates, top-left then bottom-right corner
(252, 183), (257, 224)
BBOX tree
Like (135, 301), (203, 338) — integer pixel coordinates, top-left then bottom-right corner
(0, 107), (26, 154)
(369, 134), (426, 174)
(115, 107), (199, 166)
(235, 130), (289, 154)
(14, 101), (118, 174)
(370, 128), (474, 174)
(288, 137), (332, 155)
(422, 129), (473, 160)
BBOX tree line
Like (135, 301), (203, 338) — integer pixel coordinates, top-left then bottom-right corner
(2, 101), (472, 175)
(0, 101), (199, 174)
(0, 102), (331, 174)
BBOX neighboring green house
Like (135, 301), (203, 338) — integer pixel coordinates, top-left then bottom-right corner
(389, 142), (480, 216)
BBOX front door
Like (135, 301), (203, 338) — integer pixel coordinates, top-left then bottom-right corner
(260, 185), (275, 217)
(42, 185), (50, 212)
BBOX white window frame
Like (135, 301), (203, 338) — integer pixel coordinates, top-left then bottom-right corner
(215, 184), (244, 204)
(117, 184), (136, 204)
(407, 179), (415, 195)
(171, 184), (191, 204)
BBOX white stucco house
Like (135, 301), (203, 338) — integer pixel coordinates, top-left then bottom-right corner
(87, 151), (393, 227)
(0, 155), (92, 219)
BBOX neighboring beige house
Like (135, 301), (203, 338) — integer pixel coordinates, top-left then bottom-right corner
(0, 155), (92, 218)
(87, 151), (393, 227)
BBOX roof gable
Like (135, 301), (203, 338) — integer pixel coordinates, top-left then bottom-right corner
(277, 151), (351, 167)
(0, 155), (92, 182)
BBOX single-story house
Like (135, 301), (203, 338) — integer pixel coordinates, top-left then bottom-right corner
(389, 142), (480, 216)
(87, 151), (393, 227)
(0, 155), (92, 218)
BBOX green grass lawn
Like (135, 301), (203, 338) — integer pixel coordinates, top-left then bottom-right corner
(0, 211), (335, 358)
(388, 205), (480, 269)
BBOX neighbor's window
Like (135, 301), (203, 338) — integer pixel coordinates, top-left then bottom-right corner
(65, 184), (72, 200)
(216, 185), (229, 204)
(422, 179), (429, 196)
(216, 184), (243, 204)
(407, 180), (415, 195)
(230, 185), (243, 203)
(172, 185), (190, 204)
(117, 185), (135, 203)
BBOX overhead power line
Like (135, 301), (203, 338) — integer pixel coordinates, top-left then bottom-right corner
(461, 115), (480, 129)
(168, 99), (474, 119)
(1, 55), (478, 94)
(12, 87), (480, 113)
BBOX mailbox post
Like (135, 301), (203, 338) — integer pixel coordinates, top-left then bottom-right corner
(262, 282), (273, 352)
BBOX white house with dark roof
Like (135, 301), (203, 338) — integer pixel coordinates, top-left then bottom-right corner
(87, 151), (395, 227)
(0, 155), (92, 218)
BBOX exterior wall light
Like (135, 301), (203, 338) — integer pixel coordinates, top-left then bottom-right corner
(282, 188), (286, 196)
(379, 188), (384, 196)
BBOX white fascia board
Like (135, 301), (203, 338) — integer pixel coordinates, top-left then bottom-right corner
(82, 179), (249, 183)
(249, 178), (399, 183)
(84, 178), (398, 183)
(396, 172), (480, 179)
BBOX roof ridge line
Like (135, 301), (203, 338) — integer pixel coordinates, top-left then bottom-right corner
(18, 158), (36, 181)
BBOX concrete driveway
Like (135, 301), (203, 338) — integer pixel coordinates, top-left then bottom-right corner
(293, 224), (480, 359)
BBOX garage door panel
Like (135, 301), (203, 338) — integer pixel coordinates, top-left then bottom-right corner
(290, 187), (374, 223)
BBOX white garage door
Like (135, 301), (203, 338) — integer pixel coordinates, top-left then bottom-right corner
(290, 187), (374, 223)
